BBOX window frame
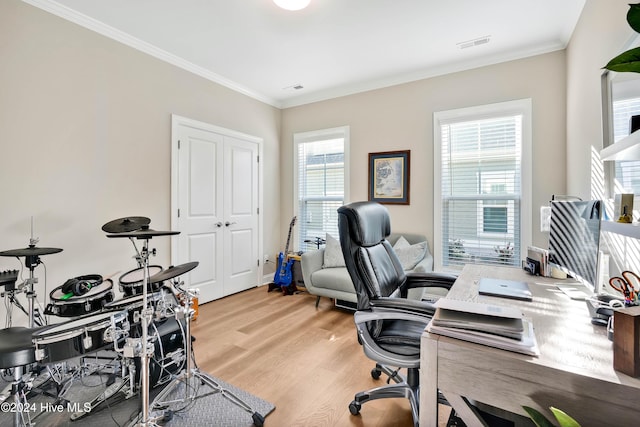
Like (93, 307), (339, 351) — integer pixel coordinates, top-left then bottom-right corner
(293, 126), (350, 253)
(600, 33), (640, 207)
(433, 99), (532, 272)
(602, 76), (640, 204)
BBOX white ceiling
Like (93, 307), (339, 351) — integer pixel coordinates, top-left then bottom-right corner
(26, 0), (586, 108)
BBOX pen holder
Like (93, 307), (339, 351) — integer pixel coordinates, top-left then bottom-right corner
(613, 306), (640, 377)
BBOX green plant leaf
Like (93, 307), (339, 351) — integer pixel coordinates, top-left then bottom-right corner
(604, 46), (640, 73)
(523, 406), (557, 427)
(550, 407), (581, 427)
(627, 3), (640, 34)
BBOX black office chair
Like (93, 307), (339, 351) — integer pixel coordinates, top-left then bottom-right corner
(338, 201), (456, 426)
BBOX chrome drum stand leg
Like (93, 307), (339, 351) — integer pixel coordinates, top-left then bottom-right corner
(133, 239), (163, 427)
(108, 235), (165, 427)
(103, 219), (178, 427)
(151, 286), (265, 426)
(10, 366), (33, 427)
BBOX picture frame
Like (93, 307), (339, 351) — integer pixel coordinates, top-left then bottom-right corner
(368, 150), (410, 205)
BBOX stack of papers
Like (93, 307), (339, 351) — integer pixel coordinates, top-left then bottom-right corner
(426, 299), (539, 356)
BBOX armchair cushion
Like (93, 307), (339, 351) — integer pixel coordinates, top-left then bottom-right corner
(311, 267), (354, 293)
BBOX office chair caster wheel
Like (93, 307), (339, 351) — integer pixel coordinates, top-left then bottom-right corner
(371, 367), (382, 379)
(252, 412), (265, 426)
(349, 401), (361, 415)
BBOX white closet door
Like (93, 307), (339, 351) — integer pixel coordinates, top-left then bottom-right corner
(172, 116), (260, 303)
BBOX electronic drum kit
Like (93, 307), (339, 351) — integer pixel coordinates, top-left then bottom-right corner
(0, 217), (264, 427)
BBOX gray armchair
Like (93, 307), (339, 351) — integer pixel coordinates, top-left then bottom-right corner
(337, 201), (456, 426)
(301, 233), (436, 308)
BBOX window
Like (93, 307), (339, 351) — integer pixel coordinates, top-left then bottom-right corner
(611, 97), (640, 195)
(483, 206), (508, 233)
(294, 127), (350, 252)
(434, 99), (532, 271)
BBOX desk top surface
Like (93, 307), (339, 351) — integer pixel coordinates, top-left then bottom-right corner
(435, 264), (640, 388)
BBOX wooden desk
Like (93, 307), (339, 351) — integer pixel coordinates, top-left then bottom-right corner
(420, 265), (640, 427)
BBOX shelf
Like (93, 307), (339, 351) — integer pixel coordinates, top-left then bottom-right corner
(601, 130), (640, 161)
(601, 220), (640, 239)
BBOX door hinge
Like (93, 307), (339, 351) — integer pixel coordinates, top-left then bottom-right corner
(177, 209), (180, 218)
(257, 259), (260, 267)
(257, 207), (259, 214)
(256, 155), (259, 163)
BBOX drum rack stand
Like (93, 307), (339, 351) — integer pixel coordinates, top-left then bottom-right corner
(2, 290), (45, 329)
(149, 284), (265, 427)
(105, 221), (264, 426)
(1, 248), (48, 329)
(123, 237), (164, 427)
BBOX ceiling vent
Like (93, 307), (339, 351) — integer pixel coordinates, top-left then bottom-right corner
(457, 35), (491, 50)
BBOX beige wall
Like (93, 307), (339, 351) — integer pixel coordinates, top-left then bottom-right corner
(566, 0), (634, 198)
(1, 0), (634, 325)
(0, 0), (281, 323)
(281, 51), (567, 252)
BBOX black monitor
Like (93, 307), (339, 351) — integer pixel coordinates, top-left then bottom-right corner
(548, 200), (602, 291)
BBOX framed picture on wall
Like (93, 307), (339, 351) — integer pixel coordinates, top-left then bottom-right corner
(368, 150), (410, 205)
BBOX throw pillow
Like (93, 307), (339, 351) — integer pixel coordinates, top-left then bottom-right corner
(393, 236), (427, 270)
(393, 235), (411, 250)
(323, 233), (346, 268)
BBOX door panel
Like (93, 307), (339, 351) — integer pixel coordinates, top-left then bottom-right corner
(223, 136), (259, 296)
(230, 229), (253, 275)
(189, 139), (217, 216)
(188, 233), (219, 300)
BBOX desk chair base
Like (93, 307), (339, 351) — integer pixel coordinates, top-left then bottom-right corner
(349, 365), (420, 427)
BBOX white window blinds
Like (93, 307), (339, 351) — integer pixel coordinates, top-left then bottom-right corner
(295, 128), (348, 251)
(439, 114), (523, 269)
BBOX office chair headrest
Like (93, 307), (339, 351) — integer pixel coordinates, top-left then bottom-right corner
(337, 201), (390, 247)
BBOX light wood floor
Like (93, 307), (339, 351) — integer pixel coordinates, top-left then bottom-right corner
(190, 286), (452, 427)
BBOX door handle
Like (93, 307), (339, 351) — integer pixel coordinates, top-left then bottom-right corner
(215, 222), (223, 228)
(225, 221), (237, 227)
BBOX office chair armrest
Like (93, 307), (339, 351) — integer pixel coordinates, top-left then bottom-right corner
(370, 297), (436, 317)
(404, 272), (457, 291)
(354, 306), (432, 328)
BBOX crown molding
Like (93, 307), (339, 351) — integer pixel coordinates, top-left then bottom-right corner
(280, 42), (566, 108)
(22, 0), (281, 108)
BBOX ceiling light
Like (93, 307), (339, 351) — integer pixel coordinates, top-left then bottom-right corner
(274, 0), (310, 11)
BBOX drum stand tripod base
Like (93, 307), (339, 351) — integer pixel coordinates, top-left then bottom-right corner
(150, 369), (265, 427)
(149, 286), (264, 427)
